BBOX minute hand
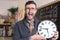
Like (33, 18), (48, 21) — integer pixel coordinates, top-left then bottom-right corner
(42, 28), (48, 30)
(42, 28), (49, 37)
(42, 28), (49, 33)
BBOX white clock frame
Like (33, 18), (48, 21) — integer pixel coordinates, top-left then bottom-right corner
(38, 20), (57, 38)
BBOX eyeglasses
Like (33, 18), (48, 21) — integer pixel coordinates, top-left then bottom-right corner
(25, 7), (37, 10)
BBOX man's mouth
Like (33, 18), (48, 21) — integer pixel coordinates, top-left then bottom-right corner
(28, 13), (33, 16)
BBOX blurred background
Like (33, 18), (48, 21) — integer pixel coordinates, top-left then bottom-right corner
(0, 0), (60, 40)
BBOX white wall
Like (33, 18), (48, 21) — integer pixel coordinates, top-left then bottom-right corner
(0, 1), (18, 16)
(33, 0), (55, 7)
(0, 0), (56, 16)
(19, 0), (55, 9)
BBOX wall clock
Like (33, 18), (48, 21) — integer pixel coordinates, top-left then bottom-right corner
(38, 20), (57, 39)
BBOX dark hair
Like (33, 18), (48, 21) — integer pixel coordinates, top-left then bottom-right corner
(25, 1), (37, 7)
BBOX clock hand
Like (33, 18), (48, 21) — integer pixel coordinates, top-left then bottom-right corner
(42, 28), (49, 37)
(47, 29), (49, 37)
(42, 28), (48, 30)
(42, 28), (49, 39)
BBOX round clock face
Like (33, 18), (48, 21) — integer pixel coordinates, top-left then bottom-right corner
(38, 20), (57, 38)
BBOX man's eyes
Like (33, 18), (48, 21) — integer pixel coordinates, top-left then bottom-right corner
(26, 8), (36, 10)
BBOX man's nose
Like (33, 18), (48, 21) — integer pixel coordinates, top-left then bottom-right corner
(29, 8), (32, 13)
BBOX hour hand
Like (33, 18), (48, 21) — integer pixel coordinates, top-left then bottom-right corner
(42, 28), (48, 30)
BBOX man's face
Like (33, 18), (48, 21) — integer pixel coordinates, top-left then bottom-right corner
(25, 4), (37, 20)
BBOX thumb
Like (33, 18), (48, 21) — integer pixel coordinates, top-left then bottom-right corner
(36, 32), (39, 35)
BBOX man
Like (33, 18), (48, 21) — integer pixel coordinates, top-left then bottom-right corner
(13, 1), (59, 40)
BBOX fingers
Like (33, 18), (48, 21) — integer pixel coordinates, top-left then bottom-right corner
(53, 31), (59, 39)
(54, 31), (59, 35)
(33, 38), (46, 40)
(36, 32), (39, 35)
(52, 38), (56, 40)
(30, 31), (46, 40)
(35, 32), (46, 40)
(30, 34), (46, 40)
(40, 36), (46, 40)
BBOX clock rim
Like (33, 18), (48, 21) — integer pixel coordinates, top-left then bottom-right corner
(38, 20), (57, 38)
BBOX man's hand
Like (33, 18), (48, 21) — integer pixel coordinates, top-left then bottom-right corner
(52, 31), (59, 40)
(29, 32), (46, 40)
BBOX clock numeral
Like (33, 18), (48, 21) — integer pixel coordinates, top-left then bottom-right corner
(41, 23), (44, 25)
(40, 26), (42, 27)
(45, 22), (47, 24)
(41, 32), (43, 35)
(51, 33), (53, 35)
(53, 27), (55, 29)
(44, 34), (46, 37)
(39, 29), (41, 31)
(39, 26), (42, 29)
(51, 24), (54, 26)
(48, 22), (50, 24)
